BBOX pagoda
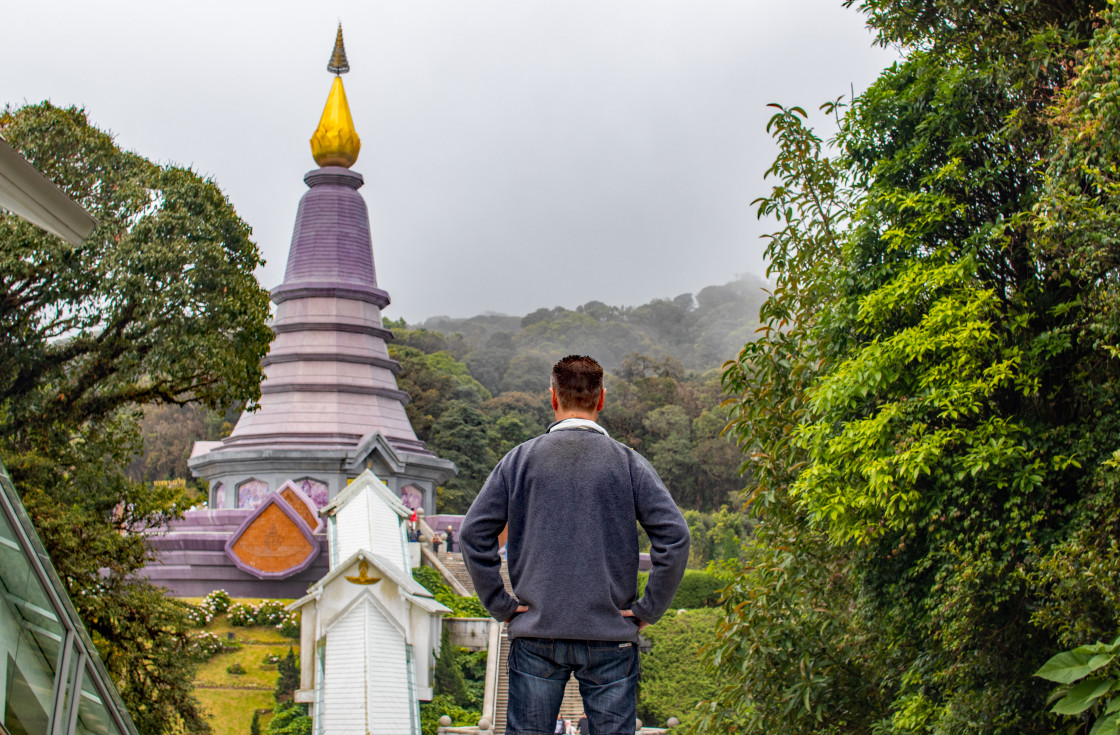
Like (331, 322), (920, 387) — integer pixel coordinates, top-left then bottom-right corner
(144, 27), (455, 597)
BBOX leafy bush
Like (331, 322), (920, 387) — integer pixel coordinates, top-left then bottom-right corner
(183, 589), (235, 627)
(637, 608), (720, 729)
(413, 565), (490, 617)
(227, 602), (257, 626)
(226, 662), (246, 675)
(670, 568), (724, 609)
(255, 599), (286, 626)
(459, 648), (488, 710)
(445, 595), (488, 618)
(190, 631), (239, 660)
(262, 652), (280, 666)
(1035, 636), (1120, 734)
(682, 507), (751, 566)
(276, 610), (300, 639)
(222, 598), (300, 635)
(637, 568), (722, 609)
(182, 602), (212, 627)
(203, 588), (232, 615)
(266, 702), (311, 735)
(413, 565), (447, 594)
(419, 694), (480, 735)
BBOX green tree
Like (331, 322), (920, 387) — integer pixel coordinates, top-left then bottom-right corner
(430, 400), (497, 513)
(681, 507), (750, 567)
(434, 627), (471, 708)
(0, 102), (272, 733)
(465, 331), (516, 394)
(698, 96), (909, 735)
(700, 1), (1120, 733)
(481, 391), (552, 454)
(276, 647), (299, 701)
(390, 346), (491, 443)
(499, 353), (551, 394)
(643, 405), (698, 507)
(0, 104), (270, 438)
(690, 408), (742, 512)
(125, 402), (237, 485)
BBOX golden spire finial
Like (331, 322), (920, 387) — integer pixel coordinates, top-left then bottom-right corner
(311, 24), (361, 168)
(328, 23), (349, 75)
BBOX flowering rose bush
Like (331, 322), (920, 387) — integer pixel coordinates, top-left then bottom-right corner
(276, 609), (300, 639)
(183, 603), (212, 628)
(202, 589), (231, 615)
(255, 599), (286, 626)
(227, 602), (257, 627)
(191, 631), (239, 660)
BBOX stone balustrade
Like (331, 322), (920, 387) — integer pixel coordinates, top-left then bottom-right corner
(435, 714), (679, 734)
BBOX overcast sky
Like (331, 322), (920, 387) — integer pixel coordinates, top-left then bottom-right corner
(3, 1), (896, 322)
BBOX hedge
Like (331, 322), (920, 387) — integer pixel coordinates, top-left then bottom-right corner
(636, 568), (723, 609)
(637, 608), (720, 729)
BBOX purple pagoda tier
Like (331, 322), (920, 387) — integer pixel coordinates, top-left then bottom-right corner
(218, 165), (428, 457)
(142, 30), (454, 597)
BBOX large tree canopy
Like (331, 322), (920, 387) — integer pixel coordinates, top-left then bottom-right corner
(0, 103), (271, 438)
(0, 102), (272, 733)
(701, 1), (1120, 733)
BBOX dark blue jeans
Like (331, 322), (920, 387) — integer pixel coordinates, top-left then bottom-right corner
(506, 637), (639, 735)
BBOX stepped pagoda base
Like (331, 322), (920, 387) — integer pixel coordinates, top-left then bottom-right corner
(143, 510), (329, 598)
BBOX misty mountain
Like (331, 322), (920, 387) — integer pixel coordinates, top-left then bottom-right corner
(406, 275), (768, 396)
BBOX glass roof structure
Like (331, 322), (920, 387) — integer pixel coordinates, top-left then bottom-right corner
(0, 462), (138, 735)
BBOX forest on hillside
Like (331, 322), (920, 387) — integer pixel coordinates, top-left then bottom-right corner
(420, 273), (768, 379)
(130, 276), (766, 518)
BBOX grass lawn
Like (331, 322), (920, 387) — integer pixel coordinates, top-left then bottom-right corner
(187, 604), (300, 735)
(196, 689), (275, 734)
(195, 642), (296, 689)
(206, 615), (293, 645)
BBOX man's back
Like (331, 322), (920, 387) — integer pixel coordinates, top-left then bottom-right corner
(461, 423), (689, 641)
(457, 354), (690, 735)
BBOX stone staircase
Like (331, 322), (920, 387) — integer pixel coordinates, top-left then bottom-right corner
(438, 551), (477, 593)
(559, 676), (584, 724)
(493, 630), (511, 734)
(438, 551), (512, 596)
(491, 627), (585, 735)
(433, 551), (582, 733)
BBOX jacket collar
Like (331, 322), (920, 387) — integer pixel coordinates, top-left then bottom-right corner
(547, 418), (610, 437)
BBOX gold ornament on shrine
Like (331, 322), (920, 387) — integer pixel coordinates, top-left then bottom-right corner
(311, 23), (361, 168)
(345, 558), (381, 585)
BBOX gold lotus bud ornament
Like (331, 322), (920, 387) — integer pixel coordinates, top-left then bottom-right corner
(310, 24), (361, 168)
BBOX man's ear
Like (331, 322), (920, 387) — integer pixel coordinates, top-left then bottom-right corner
(596, 388), (606, 412)
(550, 386), (560, 411)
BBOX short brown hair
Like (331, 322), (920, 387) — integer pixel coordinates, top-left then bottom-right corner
(551, 355), (604, 411)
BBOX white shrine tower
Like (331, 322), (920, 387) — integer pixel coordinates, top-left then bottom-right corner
(288, 470), (450, 733)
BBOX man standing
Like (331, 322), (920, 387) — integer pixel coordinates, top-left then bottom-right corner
(460, 355), (690, 735)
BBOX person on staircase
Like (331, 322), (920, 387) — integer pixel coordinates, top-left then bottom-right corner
(461, 354), (690, 735)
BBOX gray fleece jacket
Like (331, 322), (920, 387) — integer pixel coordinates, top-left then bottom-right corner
(460, 421), (690, 642)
